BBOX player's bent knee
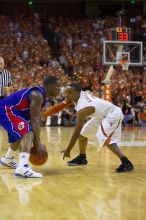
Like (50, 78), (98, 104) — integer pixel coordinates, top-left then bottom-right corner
(29, 131), (34, 137)
(79, 135), (87, 139)
(27, 131), (34, 140)
(21, 131), (34, 143)
(107, 143), (118, 148)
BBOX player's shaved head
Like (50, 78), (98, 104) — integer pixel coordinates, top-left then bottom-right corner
(68, 83), (82, 92)
(43, 75), (60, 86)
(43, 75), (60, 97)
(65, 83), (81, 103)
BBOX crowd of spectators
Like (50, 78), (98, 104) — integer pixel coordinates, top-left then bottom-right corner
(0, 14), (69, 91)
(0, 13), (146, 126)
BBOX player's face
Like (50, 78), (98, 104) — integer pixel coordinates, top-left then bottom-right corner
(46, 82), (60, 97)
(0, 58), (4, 71)
(65, 87), (76, 103)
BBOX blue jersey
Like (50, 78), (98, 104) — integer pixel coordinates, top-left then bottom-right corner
(0, 86), (45, 120)
(0, 86), (45, 143)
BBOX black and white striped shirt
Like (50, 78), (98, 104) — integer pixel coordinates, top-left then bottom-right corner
(0, 69), (12, 97)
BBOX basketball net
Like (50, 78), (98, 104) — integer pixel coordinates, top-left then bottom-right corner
(119, 60), (130, 70)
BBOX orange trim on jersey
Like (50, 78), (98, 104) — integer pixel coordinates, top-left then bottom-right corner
(101, 119), (121, 147)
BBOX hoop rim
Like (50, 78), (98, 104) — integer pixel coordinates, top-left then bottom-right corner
(120, 59), (129, 64)
(119, 59), (130, 70)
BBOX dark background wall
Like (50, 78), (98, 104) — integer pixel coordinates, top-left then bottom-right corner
(0, 0), (145, 18)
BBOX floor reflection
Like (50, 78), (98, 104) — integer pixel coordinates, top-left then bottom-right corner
(0, 171), (42, 205)
(45, 126), (62, 146)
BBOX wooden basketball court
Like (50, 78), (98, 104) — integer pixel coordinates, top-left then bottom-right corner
(0, 126), (146, 220)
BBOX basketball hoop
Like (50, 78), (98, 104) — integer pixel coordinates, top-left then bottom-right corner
(119, 60), (130, 70)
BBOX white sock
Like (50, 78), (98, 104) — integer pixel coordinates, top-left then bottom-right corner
(18, 152), (30, 168)
(4, 147), (16, 159)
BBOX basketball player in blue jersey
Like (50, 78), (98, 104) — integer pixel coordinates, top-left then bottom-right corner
(0, 76), (60, 178)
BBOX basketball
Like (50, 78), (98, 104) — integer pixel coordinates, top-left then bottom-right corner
(29, 147), (48, 166)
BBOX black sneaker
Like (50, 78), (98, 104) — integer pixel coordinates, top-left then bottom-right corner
(115, 162), (134, 173)
(67, 155), (88, 166)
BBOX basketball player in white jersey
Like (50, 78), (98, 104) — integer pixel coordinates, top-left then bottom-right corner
(62, 83), (134, 173)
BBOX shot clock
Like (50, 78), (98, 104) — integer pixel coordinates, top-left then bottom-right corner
(107, 27), (131, 41)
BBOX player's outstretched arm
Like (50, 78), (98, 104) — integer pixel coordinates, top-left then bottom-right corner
(63, 106), (95, 159)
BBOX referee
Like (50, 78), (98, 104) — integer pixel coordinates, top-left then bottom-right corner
(0, 56), (13, 100)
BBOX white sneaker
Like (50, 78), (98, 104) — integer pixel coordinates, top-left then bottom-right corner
(0, 156), (17, 169)
(15, 165), (43, 178)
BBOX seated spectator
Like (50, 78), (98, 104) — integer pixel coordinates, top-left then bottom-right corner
(122, 97), (135, 126)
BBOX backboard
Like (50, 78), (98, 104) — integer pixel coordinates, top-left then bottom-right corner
(103, 40), (143, 66)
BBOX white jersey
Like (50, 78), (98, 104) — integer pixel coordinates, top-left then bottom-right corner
(74, 91), (121, 121)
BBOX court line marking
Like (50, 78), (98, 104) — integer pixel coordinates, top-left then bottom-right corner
(120, 141), (146, 147)
(89, 141), (146, 147)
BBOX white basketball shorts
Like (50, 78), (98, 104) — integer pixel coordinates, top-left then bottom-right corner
(80, 107), (123, 147)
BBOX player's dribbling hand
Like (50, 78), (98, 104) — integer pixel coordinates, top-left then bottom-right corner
(61, 149), (71, 160)
(36, 143), (48, 159)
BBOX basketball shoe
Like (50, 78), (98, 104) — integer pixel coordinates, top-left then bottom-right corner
(15, 164), (43, 178)
(67, 154), (88, 166)
(115, 161), (134, 173)
(0, 156), (17, 169)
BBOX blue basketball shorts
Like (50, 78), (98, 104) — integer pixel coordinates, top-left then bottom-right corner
(0, 106), (32, 143)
